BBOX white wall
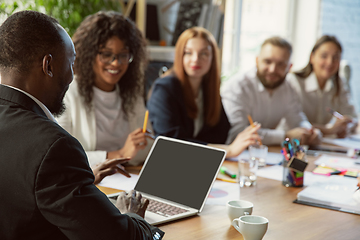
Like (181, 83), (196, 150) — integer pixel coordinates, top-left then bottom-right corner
(221, 0), (360, 113)
(320, 0), (360, 114)
(291, 0), (321, 71)
(221, 0), (301, 80)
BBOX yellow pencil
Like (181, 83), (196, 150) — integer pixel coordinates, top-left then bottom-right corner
(142, 110), (149, 133)
(216, 177), (237, 183)
(247, 115), (254, 126)
(247, 114), (262, 145)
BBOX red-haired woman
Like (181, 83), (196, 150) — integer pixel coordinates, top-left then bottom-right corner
(147, 27), (260, 158)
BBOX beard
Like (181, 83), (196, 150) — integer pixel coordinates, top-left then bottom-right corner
(49, 82), (68, 117)
(256, 70), (286, 90)
(50, 100), (66, 117)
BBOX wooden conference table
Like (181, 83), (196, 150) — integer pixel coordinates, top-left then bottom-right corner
(98, 146), (360, 240)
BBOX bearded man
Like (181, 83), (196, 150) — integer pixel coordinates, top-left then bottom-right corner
(222, 37), (321, 145)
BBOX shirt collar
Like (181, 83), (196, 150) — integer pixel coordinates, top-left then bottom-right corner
(3, 84), (57, 123)
(254, 73), (266, 92)
(305, 72), (333, 93)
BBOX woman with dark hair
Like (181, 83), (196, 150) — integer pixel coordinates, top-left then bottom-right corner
(147, 27), (260, 158)
(288, 35), (357, 137)
(57, 11), (152, 183)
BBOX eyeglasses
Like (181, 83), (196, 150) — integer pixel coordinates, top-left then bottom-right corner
(98, 51), (134, 65)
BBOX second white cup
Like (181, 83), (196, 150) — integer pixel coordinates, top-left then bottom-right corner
(226, 200), (253, 222)
(232, 215), (269, 240)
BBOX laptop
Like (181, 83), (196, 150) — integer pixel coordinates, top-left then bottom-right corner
(109, 136), (226, 225)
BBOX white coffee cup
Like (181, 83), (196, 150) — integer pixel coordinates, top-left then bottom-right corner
(226, 200), (253, 222)
(232, 215), (269, 240)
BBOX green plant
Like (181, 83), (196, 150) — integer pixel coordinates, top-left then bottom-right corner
(0, 0), (122, 36)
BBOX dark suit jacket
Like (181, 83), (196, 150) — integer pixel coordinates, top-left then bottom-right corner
(147, 75), (230, 144)
(0, 84), (164, 240)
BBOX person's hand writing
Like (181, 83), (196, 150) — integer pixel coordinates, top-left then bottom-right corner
(331, 117), (352, 138)
(116, 190), (149, 218)
(348, 120), (358, 134)
(306, 128), (322, 145)
(227, 124), (261, 158)
(107, 128), (148, 160)
(286, 127), (312, 144)
(93, 157), (130, 184)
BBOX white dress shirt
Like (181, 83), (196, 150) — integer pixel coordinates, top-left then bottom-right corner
(221, 68), (312, 145)
(287, 72), (357, 125)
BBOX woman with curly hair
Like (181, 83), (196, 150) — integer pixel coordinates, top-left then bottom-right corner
(57, 11), (152, 183)
(147, 27), (261, 158)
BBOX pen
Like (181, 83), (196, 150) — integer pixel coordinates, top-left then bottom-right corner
(216, 177), (237, 183)
(142, 110), (149, 133)
(247, 114), (262, 145)
(145, 132), (156, 140)
(326, 107), (344, 120)
(113, 159), (131, 178)
(116, 166), (131, 178)
(330, 170), (345, 175)
(220, 166), (236, 178)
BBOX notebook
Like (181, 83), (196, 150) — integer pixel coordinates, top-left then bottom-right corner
(109, 136), (226, 225)
(294, 175), (360, 215)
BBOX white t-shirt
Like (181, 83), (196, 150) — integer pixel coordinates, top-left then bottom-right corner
(93, 85), (130, 152)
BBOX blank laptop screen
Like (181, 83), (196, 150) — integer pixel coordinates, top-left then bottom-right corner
(135, 137), (225, 210)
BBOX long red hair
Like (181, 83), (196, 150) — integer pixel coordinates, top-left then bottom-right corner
(171, 27), (221, 126)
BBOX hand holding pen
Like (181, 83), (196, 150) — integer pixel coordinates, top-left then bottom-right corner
(227, 124), (261, 158)
(354, 177), (360, 193)
(107, 110), (154, 161)
(327, 107), (353, 137)
(143, 110), (155, 140)
(247, 115), (262, 145)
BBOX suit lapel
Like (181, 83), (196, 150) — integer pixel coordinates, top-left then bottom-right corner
(0, 84), (47, 118)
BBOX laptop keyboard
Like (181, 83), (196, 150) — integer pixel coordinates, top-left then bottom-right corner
(147, 199), (189, 217)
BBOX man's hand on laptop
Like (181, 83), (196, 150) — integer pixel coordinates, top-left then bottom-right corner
(92, 157), (131, 184)
(116, 190), (149, 218)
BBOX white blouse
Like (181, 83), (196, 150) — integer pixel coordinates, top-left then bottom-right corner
(287, 72), (357, 125)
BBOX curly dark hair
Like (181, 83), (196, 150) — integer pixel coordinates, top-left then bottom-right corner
(72, 11), (147, 117)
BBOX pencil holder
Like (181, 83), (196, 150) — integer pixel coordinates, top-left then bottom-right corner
(282, 158), (304, 187)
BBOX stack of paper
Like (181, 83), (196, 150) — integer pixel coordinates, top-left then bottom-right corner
(322, 135), (360, 149)
(296, 175), (360, 214)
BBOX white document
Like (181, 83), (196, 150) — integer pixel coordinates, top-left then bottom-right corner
(98, 173), (139, 191)
(256, 165), (327, 186)
(205, 180), (240, 206)
(349, 134), (360, 141)
(322, 136), (360, 149)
